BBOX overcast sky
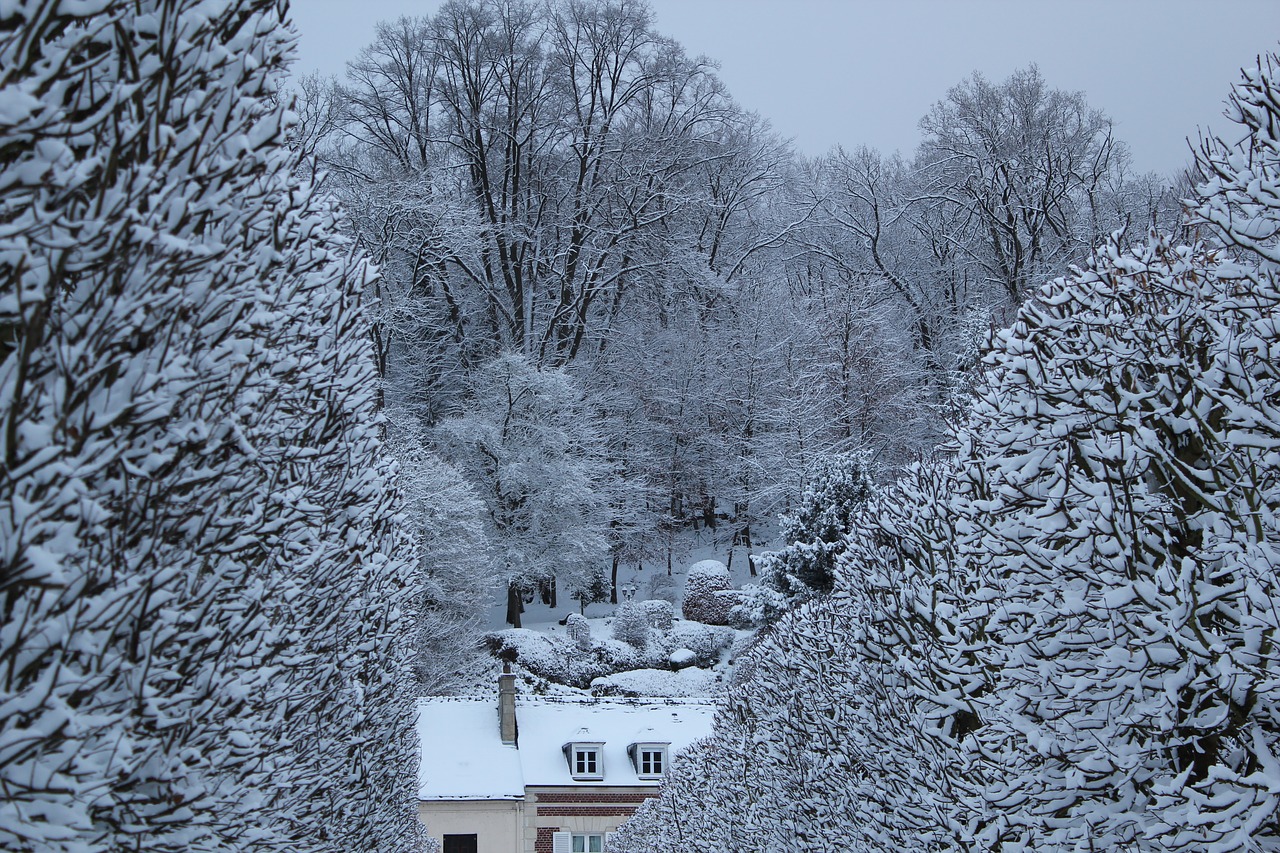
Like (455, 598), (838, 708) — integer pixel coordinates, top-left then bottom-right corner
(287, 0), (1280, 176)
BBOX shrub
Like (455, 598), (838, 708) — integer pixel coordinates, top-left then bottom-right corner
(681, 560), (732, 624)
(639, 599), (675, 632)
(665, 622), (733, 668)
(565, 613), (592, 650)
(612, 602), (651, 648)
(729, 583), (790, 628)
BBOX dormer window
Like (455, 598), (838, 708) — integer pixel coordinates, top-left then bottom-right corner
(628, 742), (669, 779)
(564, 742), (604, 780)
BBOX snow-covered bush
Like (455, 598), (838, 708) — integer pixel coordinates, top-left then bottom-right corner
(589, 667), (719, 698)
(728, 582), (789, 628)
(639, 599), (674, 632)
(612, 597), (905, 852)
(664, 622), (733, 669)
(487, 625), (700, 689)
(716, 590), (753, 629)
(486, 630), (617, 688)
(959, 234), (1280, 849)
(669, 649), (698, 669)
(680, 560), (732, 624)
(612, 601), (651, 648)
(565, 613), (592, 650)
(607, 739), (727, 852)
(0, 2), (422, 850)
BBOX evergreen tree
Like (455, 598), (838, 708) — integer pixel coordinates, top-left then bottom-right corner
(749, 452), (875, 621)
(0, 1), (423, 849)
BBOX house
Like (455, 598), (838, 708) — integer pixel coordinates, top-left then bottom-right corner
(416, 672), (716, 853)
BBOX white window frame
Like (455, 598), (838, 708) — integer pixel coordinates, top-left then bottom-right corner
(629, 741), (669, 779)
(563, 741), (605, 780)
(571, 832), (605, 852)
(552, 830), (618, 852)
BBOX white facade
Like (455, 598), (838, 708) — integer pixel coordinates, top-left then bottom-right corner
(416, 694), (715, 853)
(416, 799), (524, 853)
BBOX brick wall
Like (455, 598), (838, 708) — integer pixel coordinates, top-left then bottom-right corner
(534, 792), (653, 804)
(531, 788), (660, 850)
(537, 805), (637, 817)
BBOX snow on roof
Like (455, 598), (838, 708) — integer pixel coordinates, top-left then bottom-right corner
(416, 698), (524, 800)
(515, 697), (717, 788)
(415, 696), (718, 799)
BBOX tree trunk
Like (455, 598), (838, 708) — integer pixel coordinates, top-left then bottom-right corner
(506, 583), (523, 628)
(610, 554), (620, 604)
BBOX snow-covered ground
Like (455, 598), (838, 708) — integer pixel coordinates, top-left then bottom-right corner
(473, 524), (776, 699)
(483, 523), (775, 629)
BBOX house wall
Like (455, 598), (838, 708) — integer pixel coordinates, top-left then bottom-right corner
(419, 799), (524, 853)
(524, 786), (659, 853)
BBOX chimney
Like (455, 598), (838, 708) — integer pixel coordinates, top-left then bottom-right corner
(499, 665), (517, 745)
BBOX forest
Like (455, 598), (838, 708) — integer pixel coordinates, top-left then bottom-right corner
(1, 0), (1278, 850)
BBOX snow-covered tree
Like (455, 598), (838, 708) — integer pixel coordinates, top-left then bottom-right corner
(619, 54), (1280, 853)
(962, 232), (1280, 849)
(0, 1), (422, 850)
(1195, 51), (1280, 266)
(607, 737), (755, 853)
(438, 354), (610, 626)
(915, 65), (1122, 307)
(951, 58), (1280, 846)
(751, 452), (875, 618)
(388, 433), (496, 694)
(615, 577), (979, 853)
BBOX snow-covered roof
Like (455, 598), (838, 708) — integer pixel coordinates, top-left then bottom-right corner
(515, 697), (716, 788)
(416, 698), (524, 800)
(415, 696), (717, 799)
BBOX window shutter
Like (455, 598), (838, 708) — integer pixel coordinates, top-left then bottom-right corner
(551, 831), (572, 853)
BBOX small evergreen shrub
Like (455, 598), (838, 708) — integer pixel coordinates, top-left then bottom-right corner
(612, 602), (651, 648)
(681, 560), (732, 625)
(565, 613), (592, 650)
(640, 599), (674, 632)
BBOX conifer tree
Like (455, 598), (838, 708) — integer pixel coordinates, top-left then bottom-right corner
(753, 452), (875, 618)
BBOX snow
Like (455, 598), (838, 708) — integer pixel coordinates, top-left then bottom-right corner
(415, 696), (716, 800)
(416, 698), (524, 800)
(685, 559), (729, 578)
(590, 666), (720, 698)
(669, 648), (697, 667)
(515, 697), (716, 787)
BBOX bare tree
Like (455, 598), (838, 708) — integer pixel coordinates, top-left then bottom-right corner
(915, 65), (1120, 307)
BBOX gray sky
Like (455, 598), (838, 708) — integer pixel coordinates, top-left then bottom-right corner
(287, 0), (1280, 176)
